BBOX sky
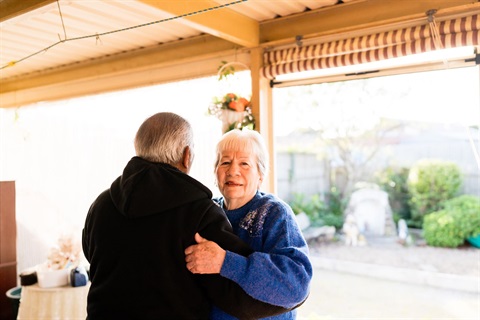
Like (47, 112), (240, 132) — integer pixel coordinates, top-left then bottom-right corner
(273, 66), (480, 136)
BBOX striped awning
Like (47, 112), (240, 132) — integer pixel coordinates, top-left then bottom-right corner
(262, 13), (479, 79)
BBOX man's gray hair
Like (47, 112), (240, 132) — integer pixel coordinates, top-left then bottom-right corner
(134, 112), (193, 164)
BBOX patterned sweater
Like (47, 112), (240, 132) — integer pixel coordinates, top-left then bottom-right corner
(211, 191), (313, 319)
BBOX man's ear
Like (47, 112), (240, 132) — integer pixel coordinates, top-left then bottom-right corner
(182, 146), (191, 172)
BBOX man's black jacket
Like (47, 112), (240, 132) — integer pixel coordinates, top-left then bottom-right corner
(82, 157), (289, 319)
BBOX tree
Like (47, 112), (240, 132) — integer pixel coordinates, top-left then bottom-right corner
(283, 79), (410, 197)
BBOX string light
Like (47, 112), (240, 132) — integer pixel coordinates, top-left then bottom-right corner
(1, 0), (248, 70)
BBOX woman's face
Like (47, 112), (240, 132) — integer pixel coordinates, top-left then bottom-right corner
(216, 150), (262, 210)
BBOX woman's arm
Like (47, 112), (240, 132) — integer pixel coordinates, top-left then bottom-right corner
(185, 233), (226, 274)
(186, 201), (313, 309)
(193, 200), (292, 318)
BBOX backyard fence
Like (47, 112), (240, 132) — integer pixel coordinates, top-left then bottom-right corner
(276, 148), (480, 204)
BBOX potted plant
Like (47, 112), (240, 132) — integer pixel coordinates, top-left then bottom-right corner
(208, 61), (256, 133)
(208, 92), (255, 133)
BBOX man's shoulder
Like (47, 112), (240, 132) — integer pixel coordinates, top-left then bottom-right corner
(189, 198), (223, 216)
(89, 189), (113, 208)
(212, 197), (222, 207)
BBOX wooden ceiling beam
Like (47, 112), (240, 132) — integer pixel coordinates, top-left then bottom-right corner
(0, 34), (236, 92)
(138, 0), (259, 48)
(0, 35), (243, 108)
(0, 0), (56, 22)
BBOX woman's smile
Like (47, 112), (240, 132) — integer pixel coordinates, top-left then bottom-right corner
(225, 181), (243, 186)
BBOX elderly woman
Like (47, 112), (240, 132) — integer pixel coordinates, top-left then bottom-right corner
(185, 129), (312, 319)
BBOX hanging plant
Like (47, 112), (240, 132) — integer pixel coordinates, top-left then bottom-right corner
(208, 92), (255, 132)
(208, 61), (256, 133)
(217, 60), (236, 81)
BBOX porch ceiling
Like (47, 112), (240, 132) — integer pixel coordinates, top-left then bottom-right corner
(0, 0), (477, 108)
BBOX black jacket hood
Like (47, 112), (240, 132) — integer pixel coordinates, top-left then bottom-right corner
(110, 156), (212, 218)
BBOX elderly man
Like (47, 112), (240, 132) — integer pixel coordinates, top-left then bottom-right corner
(82, 112), (289, 319)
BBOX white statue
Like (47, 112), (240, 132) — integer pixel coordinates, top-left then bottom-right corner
(342, 214), (360, 246)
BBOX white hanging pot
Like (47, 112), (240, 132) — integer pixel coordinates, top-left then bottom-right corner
(221, 109), (245, 133)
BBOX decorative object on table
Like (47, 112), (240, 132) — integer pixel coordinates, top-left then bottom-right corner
(36, 234), (83, 288)
(36, 266), (70, 288)
(46, 234), (82, 270)
(19, 269), (38, 286)
(69, 266), (89, 287)
(208, 61), (256, 133)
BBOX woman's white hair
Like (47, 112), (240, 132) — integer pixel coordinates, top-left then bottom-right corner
(134, 112), (193, 164)
(215, 129), (269, 178)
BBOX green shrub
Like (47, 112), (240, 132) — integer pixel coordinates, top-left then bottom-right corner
(423, 195), (480, 247)
(289, 193), (324, 221)
(289, 189), (347, 228)
(319, 213), (344, 229)
(407, 159), (462, 226)
(322, 187), (347, 217)
(376, 166), (411, 222)
(289, 193), (307, 215)
(317, 187), (347, 229)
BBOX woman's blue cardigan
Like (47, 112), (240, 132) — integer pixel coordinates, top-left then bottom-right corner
(211, 191), (313, 319)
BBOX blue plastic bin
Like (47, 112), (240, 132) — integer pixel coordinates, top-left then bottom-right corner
(467, 234), (480, 248)
(6, 286), (21, 320)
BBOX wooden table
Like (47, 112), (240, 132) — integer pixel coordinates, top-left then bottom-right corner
(17, 283), (89, 320)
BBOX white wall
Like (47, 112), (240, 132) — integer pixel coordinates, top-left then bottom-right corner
(0, 76), (232, 276)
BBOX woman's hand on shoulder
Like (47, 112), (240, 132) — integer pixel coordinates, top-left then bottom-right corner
(185, 233), (226, 274)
